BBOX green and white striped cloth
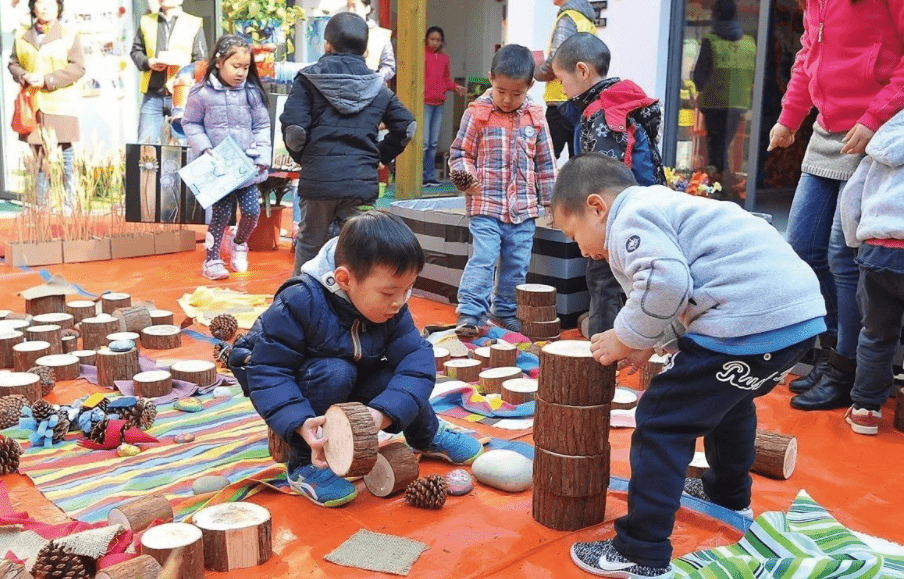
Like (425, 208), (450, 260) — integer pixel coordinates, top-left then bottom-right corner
(674, 491), (904, 579)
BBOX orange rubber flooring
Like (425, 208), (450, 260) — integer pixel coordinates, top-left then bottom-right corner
(2, 233), (903, 578)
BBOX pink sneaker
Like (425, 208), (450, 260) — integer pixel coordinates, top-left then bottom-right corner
(845, 405), (881, 435)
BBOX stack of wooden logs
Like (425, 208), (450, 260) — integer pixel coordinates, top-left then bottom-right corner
(516, 284), (560, 341)
(532, 340), (616, 530)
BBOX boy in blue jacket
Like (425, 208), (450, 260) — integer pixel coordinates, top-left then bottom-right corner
(552, 154), (825, 578)
(229, 211), (482, 507)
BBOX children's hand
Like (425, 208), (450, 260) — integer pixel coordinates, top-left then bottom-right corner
(454, 84), (467, 97)
(464, 183), (480, 196)
(841, 123), (875, 155)
(296, 415), (328, 468)
(148, 57), (168, 72)
(589, 329), (632, 366)
(767, 123), (795, 151)
(618, 347), (656, 375)
(369, 407), (391, 431)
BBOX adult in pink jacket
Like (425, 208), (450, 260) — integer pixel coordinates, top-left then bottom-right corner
(423, 26), (465, 186)
(768, 0), (904, 412)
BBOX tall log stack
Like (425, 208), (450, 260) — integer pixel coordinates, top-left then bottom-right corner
(532, 340), (615, 530)
(516, 284), (560, 341)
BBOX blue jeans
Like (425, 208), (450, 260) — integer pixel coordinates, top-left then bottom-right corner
(423, 104), (443, 182)
(785, 173), (861, 358)
(457, 216), (536, 320)
(35, 144), (75, 211)
(137, 93), (172, 144)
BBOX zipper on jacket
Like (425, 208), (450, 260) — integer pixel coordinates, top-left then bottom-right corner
(350, 318), (362, 362)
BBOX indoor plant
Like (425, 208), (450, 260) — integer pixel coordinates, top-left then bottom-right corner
(221, 0), (305, 53)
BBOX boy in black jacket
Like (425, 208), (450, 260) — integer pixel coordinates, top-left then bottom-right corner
(280, 12), (416, 276)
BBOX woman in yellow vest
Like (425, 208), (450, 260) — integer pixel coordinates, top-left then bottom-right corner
(8, 0), (85, 211)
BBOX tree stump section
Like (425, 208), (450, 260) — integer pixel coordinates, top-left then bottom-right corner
(502, 377), (538, 405)
(25, 294), (66, 316)
(323, 402), (379, 477)
(149, 309), (174, 326)
(108, 494), (174, 532)
(517, 304), (558, 323)
(36, 354), (81, 382)
(516, 283), (556, 307)
(170, 360), (216, 387)
(752, 430), (798, 480)
(533, 446), (609, 497)
(141, 325), (182, 350)
(66, 300), (96, 324)
(95, 555), (161, 579)
(612, 387), (639, 410)
(193, 502), (272, 571)
(0, 330), (25, 369)
(0, 372), (41, 403)
(82, 315), (121, 351)
(268, 427), (289, 463)
(433, 346), (450, 372)
(687, 451), (709, 479)
(469, 346), (491, 368)
(479, 366), (523, 395)
(532, 486), (606, 531)
(108, 332), (141, 351)
(96, 347), (140, 388)
(101, 292), (132, 315)
(0, 310), (8, 320)
(364, 441), (420, 497)
(133, 370), (173, 398)
(443, 358), (482, 383)
(61, 335), (78, 353)
(534, 398), (611, 456)
(489, 342), (518, 368)
(32, 312), (74, 330)
(140, 522), (205, 579)
(26, 324), (63, 355)
(71, 349), (97, 366)
(896, 387), (904, 434)
(113, 306), (153, 333)
(13, 341), (50, 372)
(539, 340), (616, 406)
(637, 354), (669, 391)
(0, 319), (30, 332)
(521, 318), (561, 341)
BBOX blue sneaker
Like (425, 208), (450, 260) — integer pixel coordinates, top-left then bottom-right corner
(287, 464), (358, 507)
(420, 424), (483, 465)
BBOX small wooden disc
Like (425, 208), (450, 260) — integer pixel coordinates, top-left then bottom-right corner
(0, 320), (30, 332)
(0, 330), (25, 369)
(101, 292), (132, 314)
(0, 371), (41, 403)
(534, 397), (610, 456)
(141, 325), (182, 350)
(533, 446), (610, 497)
(323, 402), (379, 477)
(516, 303), (558, 322)
(193, 502), (272, 571)
(170, 360), (216, 387)
(66, 300), (97, 323)
(0, 310), (9, 320)
(82, 315), (121, 350)
(516, 283), (557, 307)
(433, 346), (450, 372)
(96, 347), (140, 388)
(364, 441), (420, 497)
(501, 377), (538, 405)
(752, 430), (798, 480)
(489, 342), (518, 368)
(36, 353), (80, 382)
(25, 324), (62, 355)
(32, 312), (75, 330)
(521, 318), (561, 340)
(612, 387), (639, 410)
(469, 346), (491, 367)
(112, 306), (153, 333)
(443, 358), (482, 383)
(479, 366), (523, 395)
(13, 340), (50, 372)
(95, 555), (161, 579)
(141, 522), (205, 579)
(149, 309), (174, 326)
(71, 349), (97, 366)
(108, 494), (174, 532)
(61, 334), (78, 353)
(133, 370), (174, 398)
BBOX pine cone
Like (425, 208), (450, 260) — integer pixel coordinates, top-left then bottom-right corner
(28, 365), (56, 396)
(450, 170), (478, 192)
(0, 435), (22, 475)
(213, 341), (233, 366)
(32, 540), (93, 579)
(0, 394), (29, 429)
(51, 414), (70, 444)
(87, 418), (109, 445)
(120, 398), (157, 430)
(209, 313), (238, 341)
(31, 399), (56, 423)
(405, 474), (448, 509)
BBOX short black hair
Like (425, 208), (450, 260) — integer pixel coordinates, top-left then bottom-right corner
(712, 0), (737, 21)
(425, 26), (445, 43)
(553, 33), (611, 77)
(490, 44), (535, 83)
(29, 0), (64, 18)
(335, 210), (425, 279)
(551, 153), (637, 217)
(325, 12), (369, 55)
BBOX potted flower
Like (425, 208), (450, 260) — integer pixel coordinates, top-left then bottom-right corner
(221, 0), (305, 55)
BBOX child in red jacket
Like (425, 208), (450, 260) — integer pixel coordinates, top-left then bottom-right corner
(423, 26), (466, 186)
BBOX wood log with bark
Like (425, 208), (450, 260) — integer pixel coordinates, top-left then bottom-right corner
(140, 325), (182, 350)
(323, 402), (379, 477)
(132, 370), (173, 398)
(96, 347), (140, 388)
(0, 372), (41, 403)
(81, 315), (121, 351)
(533, 398), (610, 456)
(193, 502), (272, 571)
(443, 358), (482, 383)
(35, 354), (80, 382)
(25, 325), (62, 355)
(101, 292), (132, 315)
(65, 300), (96, 324)
(478, 366), (523, 395)
(13, 340), (50, 372)
(538, 340), (616, 406)
(108, 494), (174, 532)
(363, 441), (420, 497)
(170, 360), (216, 387)
(140, 522), (205, 579)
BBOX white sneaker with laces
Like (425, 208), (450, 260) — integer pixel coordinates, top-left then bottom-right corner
(231, 240), (249, 272)
(202, 259), (229, 280)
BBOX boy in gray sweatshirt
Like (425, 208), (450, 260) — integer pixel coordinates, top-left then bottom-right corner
(550, 153), (826, 579)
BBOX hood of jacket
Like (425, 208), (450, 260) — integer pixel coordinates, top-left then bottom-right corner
(865, 107), (904, 168)
(302, 53), (385, 114)
(300, 237), (354, 305)
(560, 0), (597, 22)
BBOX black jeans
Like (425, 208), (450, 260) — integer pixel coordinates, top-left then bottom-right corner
(585, 258), (625, 335)
(545, 103), (575, 159)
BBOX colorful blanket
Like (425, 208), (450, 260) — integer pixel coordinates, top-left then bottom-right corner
(429, 381), (534, 430)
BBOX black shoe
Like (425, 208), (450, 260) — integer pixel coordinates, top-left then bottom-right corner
(790, 350), (854, 411)
(789, 348), (832, 393)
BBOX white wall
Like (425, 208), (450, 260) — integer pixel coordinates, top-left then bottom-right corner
(598, 0), (670, 104)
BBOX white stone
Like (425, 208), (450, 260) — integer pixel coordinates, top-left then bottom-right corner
(471, 449), (533, 492)
(212, 386), (233, 398)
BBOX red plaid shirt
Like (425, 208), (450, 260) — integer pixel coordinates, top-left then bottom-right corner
(449, 92), (556, 223)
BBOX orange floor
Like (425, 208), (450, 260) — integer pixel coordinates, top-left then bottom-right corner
(2, 234), (903, 578)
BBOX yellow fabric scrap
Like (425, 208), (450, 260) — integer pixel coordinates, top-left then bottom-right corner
(178, 286), (272, 329)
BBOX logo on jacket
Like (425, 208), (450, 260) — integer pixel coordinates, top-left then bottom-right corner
(626, 235), (641, 252)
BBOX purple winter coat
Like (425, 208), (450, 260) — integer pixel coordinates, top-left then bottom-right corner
(182, 75), (272, 186)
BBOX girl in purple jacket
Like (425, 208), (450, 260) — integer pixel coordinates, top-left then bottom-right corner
(183, 34), (272, 280)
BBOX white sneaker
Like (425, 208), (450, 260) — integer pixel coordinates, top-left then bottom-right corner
(231, 240), (249, 273)
(202, 259), (229, 280)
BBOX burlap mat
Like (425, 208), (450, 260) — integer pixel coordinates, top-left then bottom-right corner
(324, 529), (429, 576)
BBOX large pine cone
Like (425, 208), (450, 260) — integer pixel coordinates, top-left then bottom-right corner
(209, 313), (238, 341)
(450, 170), (478, 192)
(0, 394), (29, 429)
(87, 418), (109, 445)
(120, 398), (157, 430)
(0, 435), (22, 475)
(32, 540), (93, 579)
(213, 341), (233, 366)
(405, 474), (448, 509)
(31, 400), (56, 424)
(28, 365), (56, 396)
(51, 415), (70, 444)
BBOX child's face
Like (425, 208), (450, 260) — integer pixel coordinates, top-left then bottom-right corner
(553, 196), (610, 261)
(551, 60), (599, 100)
(216, 47), (251, 88)
(426, 31), (444, 52)
(336, 264), (418, 324)
(490, 74), (532, 113)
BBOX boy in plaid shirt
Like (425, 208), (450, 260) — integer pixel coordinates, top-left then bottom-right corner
(449, 44), (557, 337)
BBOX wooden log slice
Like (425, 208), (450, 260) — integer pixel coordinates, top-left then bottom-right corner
(133, 370), (173, 398)
(170, 360), (216, 387)
(0, 310), (8, 320)
(516, 283), (557, 307)
(469, 346), (491, 368)
(516, 304), (558, 323)
(363, 441), (420, 498)
(25, 324), (62, 355)
(193, 502), (272, 571)
(25, 294), (66, 316)
(140, 522), (205, 579)
(612, 387), (639, 411)
(96, 347), (140, 388)
(71, 349), (97, 366)
(538, 340), (616, 406)
(95, 555), (161, 579)
(532, 486), (606, 531)
(61, 335), (78, 353)
(36, 354), (80, 382)
(501, 377), (538, 405)
(752, 430), (798, 480)
(13, 341), (50, 373)
(323, 402), (379, 477)
(108, 494), (174, 532)
(443, 358), (482, 383)
(0, 372), (41, 403)
(31, 312), (74, 330)
(268, 427), (289, 463)
(534, 397), (610, 456)
(66, 300), (97, 324)
(0, 559), (32, 579)
(479, 366), (523, 395)
(686, 451), (709, 479)
(489, 342), (519, 368)
(637, 354), (669, 391)
(533, 446), (610, 497)
(0, 319), (31, 333)
(141, 325), (182, 350)
(149, 309), (174, 326)
(113, 306), (153, 333)
(101, 292), (132, 315)
(896, 387), (904, 434)
(522, 318), (561, 341)
(82, 315), (121, 351)
(433, 346), (450, 372)
(0, 330), (25, 369)
(108, 332), (141, 351)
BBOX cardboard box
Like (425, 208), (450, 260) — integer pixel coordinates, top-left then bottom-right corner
(111, 234), (156, 259)
(63, 238), (112, 263)
(4, 240), (64, 267)
(248, 205), (285, 252)
(176, 229), (196, 252)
